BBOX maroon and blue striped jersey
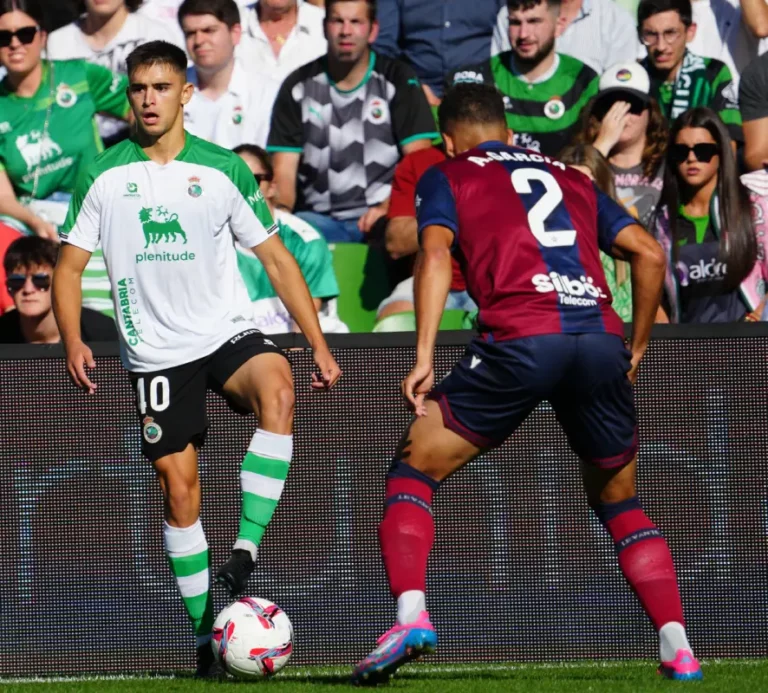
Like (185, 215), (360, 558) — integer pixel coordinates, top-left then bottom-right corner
(415, 141), (635, 341)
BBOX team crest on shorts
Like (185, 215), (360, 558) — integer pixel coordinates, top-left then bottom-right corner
(188, 176), (203, 198)
(143, 416), (163, 444)
(544, 97), (565, 120)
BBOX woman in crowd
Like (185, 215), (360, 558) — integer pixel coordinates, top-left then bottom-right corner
(47, 0), (180, 147)
(653, 107), (767, 323)
(559, 143), (633, 322)
(0, 0), (130, 241)
(573, 62), (667, 230)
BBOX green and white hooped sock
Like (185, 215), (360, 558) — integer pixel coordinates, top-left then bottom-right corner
(163, 519), (214, 646)
(234, 429), (293, 561)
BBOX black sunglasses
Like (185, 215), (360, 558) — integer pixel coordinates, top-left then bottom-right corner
(0, 26), (39, 49)
(595, 95), (647, 119)
(6, 272), (51, 294)
(669, 142), (719, 164)
(254, 173), (273, 184)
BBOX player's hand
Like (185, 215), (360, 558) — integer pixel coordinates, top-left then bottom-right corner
(593, 101), (632, 157)
(627, 350), (644, 385)
(65, 339), (97, 394)
(402, 361), (434, 416)
(311, 347), (341, 390)
(357, 203), (388, 234)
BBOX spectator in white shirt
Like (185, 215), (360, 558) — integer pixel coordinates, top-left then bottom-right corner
(47, 0), (182, 146)
(491, 0), (641, 74)
(180, 0), (281, 148)
(239, 0), (327, 83)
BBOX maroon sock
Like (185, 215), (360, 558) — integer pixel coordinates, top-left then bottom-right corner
(597, 497), (685, 630)
(378, 463), (438, 598)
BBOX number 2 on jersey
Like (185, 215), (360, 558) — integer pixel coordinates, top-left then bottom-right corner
(511, 168), (576, 248)
(136, 376), (170, 414)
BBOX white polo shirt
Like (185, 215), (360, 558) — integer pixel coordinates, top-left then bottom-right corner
(183, 61), (280, 149)
(237, 0), (327, 83)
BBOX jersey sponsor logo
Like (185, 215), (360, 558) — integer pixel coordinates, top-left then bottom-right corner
(55, 84), (77, 108)
(15, 130), (63, 173)
(187, 176), (203, 198)
(543, 97), (565, 120)
(247, 189), (266, 208)
(365, 97), (389, 124)
(675, 257), (727, 287)
(532, 271), (607, 307)
(124, 181), (141, 198)
(142, 416), (163, 444)
(514, 132), (542, 153)
(503, 95), (513, 112)
(722, 82), (739, 109)
(117, 277), (143, 346)
(453, 70), (484, 84)
(140, 207), (188, 248)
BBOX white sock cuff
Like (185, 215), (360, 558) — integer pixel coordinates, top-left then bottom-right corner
(163, 518), (208, 557)
(249, 429), (293, 461)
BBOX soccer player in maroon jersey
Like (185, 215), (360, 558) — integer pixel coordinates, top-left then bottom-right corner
(352, 83), (702, 685)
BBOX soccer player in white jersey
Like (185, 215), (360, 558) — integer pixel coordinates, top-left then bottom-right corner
(52, 40), (341, 676)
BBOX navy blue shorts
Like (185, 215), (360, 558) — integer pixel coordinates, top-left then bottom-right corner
(429, 334), (637, 468)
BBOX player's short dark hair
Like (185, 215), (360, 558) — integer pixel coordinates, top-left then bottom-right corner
(126, 40), (188, 79)
(438, 83), (507, 133)
(233, 144), (274, 179)
(637, 0), (692, 27)
(0, 0), (46, 30)
(325, 0), (377, 23)
(178, 0), (241, 29)
(3, 236), (59, 274)
(507, 0), (562, 12)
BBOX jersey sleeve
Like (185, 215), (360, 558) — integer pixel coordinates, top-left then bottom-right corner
(387, 60), (439, 147)
(711, 62), (743, 142)
(84, 62), (130, 119)
(416, 165), (459, 248)
(388, 153), (420, 219)
(60, 168), (101, 252)
(595, 185), (637, 253)
(227, 155), (278, 248)
(266, 73), (304, 153)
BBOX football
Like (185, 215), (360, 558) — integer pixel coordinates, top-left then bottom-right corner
(211, 597), (294, 679)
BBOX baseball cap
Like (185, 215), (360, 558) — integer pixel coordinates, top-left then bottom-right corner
(598, 62), (651, 104)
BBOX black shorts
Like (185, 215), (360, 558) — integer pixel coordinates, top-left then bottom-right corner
(129, 329), (286, 462)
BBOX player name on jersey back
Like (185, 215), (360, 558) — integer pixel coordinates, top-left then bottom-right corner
(415, 141), (634, 341)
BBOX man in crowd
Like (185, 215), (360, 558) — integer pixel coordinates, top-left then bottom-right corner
(373, 0), (505, 107)
(268, 0), (437, 242)
(239, 0), (327, 83)
(491, 0), (640, 76)
(0, 237), (116, 344)
(181, 0), (280, 149)
(638, 0), (742, 143)
(739, 51), (768, 171)
(447, 0), (598, 156)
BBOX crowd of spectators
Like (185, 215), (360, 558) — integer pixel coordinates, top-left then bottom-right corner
(2, 0), (768, 345)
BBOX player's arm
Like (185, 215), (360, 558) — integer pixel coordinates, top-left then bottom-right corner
(52, 243), (98, 394)
(271, 152), (300, 212)
(252, 235), (340, 388)
(610, 225), (666, 381)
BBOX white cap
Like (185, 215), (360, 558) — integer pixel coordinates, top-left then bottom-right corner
(598, 62), (651, 104)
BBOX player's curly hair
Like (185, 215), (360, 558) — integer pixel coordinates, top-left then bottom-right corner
(573, 96), (668, 181)
(438, 83), (506, 133)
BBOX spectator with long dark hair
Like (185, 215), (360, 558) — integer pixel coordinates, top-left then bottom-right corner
(573, 62), (667, 229)
(652, 108), (766, 323)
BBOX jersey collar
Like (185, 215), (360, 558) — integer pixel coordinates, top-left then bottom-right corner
(508, 53), (560, 84)
(131, 131), (194, 163)
(325, 50), (376, 95)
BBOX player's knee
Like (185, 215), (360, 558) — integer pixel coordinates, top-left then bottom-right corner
(259, 379), (295, 424)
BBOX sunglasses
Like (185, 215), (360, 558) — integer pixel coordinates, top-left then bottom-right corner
(595, 96), (647, 119)
(6, 272), (51, 294)
(669, 142), (719, 164)
(254, 173), (273, 184)
(0, 26), (39, 49)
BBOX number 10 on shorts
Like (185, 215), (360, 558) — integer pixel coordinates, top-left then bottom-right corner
(136, 375), (170, 414)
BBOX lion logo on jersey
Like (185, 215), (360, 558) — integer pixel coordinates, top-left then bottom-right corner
(15, 130), (63, 172)
(139, 207), (188, 248)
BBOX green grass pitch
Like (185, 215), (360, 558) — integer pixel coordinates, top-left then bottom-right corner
(2, 660), (766, 693)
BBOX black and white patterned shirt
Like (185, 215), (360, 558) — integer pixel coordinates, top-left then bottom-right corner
(267, 52), (438, 221)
